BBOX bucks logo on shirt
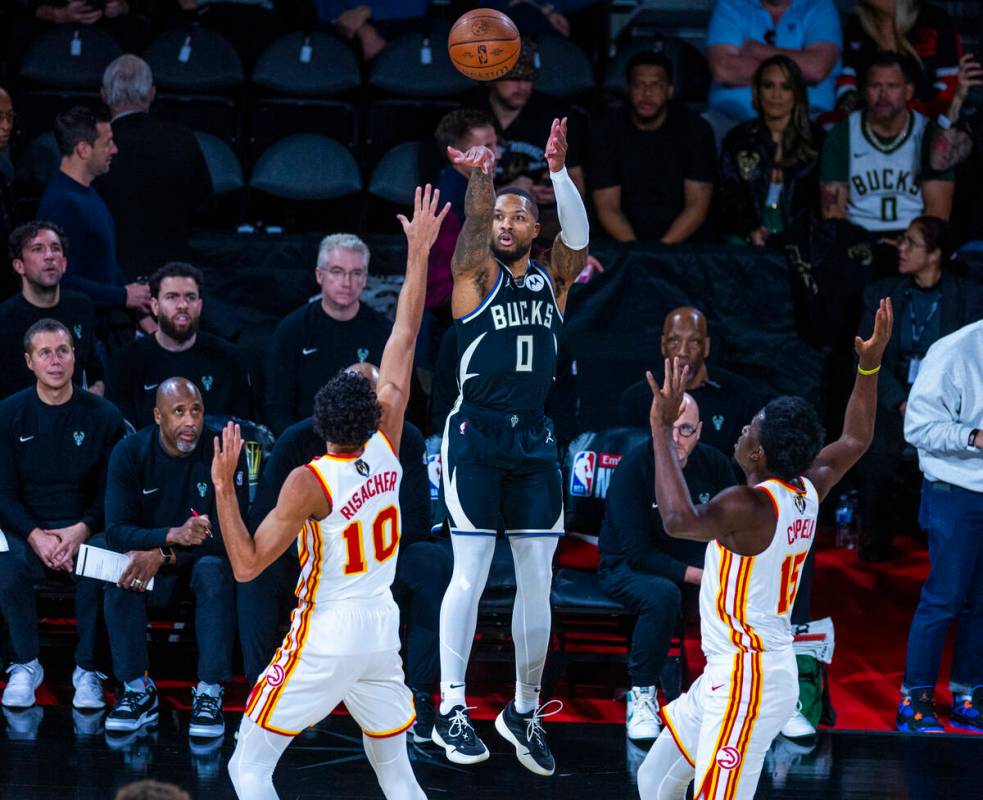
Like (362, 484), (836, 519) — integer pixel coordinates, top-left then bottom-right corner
(847, 109), (928, 231)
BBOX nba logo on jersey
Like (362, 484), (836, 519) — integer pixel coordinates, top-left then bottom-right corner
(426, 454), (441, 500)
(570, 451), (596, 497)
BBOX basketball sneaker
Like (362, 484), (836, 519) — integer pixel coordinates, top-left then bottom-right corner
(950, 687), (983, 732)
(495, 699), (563, 776)
(189, 685), (225, 738)
(106, 681), (159, 732)
(410, 689), (435, 744)
(432, 705), (489, 764)
(2, 660), (44, 708)
(626, 686), (661, 742)
(896, 687), (944, 733)
(780, 703), (816, 739)
(72, 666), (107, 710)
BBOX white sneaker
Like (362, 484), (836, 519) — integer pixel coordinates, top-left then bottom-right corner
(72, 666), (107, 710)
(2, 660), (44, 708)
(626, 686), (661, 742)
(781, 706), (816, 739)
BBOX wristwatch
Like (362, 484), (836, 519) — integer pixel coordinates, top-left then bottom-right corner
(159, 546), (176, 565)
(970, 429), (980, 449)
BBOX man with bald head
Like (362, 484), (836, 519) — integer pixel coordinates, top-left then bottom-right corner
(619, 306), (765, 459)
(102, 376), (248, 739)
(598, 392), (736, 741)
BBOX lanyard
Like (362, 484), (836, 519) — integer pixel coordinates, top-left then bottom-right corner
(905, 288), (940, 348)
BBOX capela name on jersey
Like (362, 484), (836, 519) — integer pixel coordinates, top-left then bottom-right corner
(490, 300), (555, 331)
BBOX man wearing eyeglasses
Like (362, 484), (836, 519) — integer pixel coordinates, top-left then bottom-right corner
(264, 234), (392, 435)
(597, 393), (736, 742)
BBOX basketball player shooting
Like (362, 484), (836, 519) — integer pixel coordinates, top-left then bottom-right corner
(635, 298), (893, 800)
(433, 117), (589, 776)
(210, 185), (450, 800)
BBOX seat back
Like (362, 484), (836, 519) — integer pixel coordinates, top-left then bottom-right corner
(205, 415), (275, 503)
(20, 26), (121, 89)
(534, 35), (596, 98)
(145, 27), (244, 92)
(252, 31), (360, 96)
(368, 141), (421, 206)
(194, 131), (244, 194)
(15, 131), (60, 195)
(369, 33), (472, 98)
(249, 134), (361, 200)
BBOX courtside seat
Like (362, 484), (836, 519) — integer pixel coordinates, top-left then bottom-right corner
(19, 25), (121, 89)
(550, 567), (626, 613)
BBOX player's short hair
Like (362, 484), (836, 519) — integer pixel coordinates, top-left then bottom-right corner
(862, 51), (915, 85)
(24, 318), (72, 355)
(626, 51), (674, 85)
(149, 262), (204, 298)
(54, 105), (109, 157)
(313, 370), (382, 448)
(495, 186), (540, 220)
(435, 108), (495, 152)
(8, 220), (67, 263)
(758, 396), (825, 482)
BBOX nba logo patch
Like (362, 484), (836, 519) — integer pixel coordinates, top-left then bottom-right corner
(426, 454), (442, 500)
(570, 451), (596, 497)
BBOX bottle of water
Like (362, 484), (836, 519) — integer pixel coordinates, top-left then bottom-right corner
(835, 492), (858, 549)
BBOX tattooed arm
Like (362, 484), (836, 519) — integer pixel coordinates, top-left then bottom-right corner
(930, 54), (983, 171)
(820, 182), (849, 220)
(447, 145), (497, 318)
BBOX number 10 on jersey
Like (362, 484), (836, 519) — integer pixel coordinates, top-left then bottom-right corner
(341, 505), (400, 575)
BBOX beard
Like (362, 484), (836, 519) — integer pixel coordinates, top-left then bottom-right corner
(490, 238), (532, 266)
(174, 430), (200, 454)
(159, 312), (200, 343)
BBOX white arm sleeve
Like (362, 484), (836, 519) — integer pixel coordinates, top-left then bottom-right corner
(549, 166), (589, 250)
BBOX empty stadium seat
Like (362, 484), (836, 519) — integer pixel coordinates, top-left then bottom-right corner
(251, 31), (361, 96)
(15, 131), (59, 195)
(249, 134), (361, 201)
(194, 131), (244, 194)
(248, 98), (358, 162)
(144, 26), (244, 92)
(19, 26), (122, 89)
(364, 98), (460, 167)
(13, 90), (101, 148)
(534, 35), (596, 98)
(368, 33), (472, 98)
(368, 141), (420, 206)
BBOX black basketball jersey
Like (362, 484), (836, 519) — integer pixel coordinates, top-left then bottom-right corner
(454, 259), (562, 414)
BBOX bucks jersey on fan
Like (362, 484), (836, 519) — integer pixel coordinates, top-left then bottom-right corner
(455, 259), (561, 412)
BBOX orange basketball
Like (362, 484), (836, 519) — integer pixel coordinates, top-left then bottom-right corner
(448, 9), (521, 81)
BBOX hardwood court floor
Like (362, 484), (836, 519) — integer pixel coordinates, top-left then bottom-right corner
(0, 706), (977, 799)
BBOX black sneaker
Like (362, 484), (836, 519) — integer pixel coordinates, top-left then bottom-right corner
(951, 686), (983, 731)
(411, 689), (435, 744)
(896, 687), (944, 733)
(495, 699), (562, 776)
(189, 686), (225, 738)
(432, 704), (489, 764)
(106, 684), (159, 733)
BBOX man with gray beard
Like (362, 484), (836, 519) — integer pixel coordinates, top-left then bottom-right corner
(102, 376), (249, 739)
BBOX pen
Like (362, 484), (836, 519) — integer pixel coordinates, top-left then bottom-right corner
(191, 507), (212, 537)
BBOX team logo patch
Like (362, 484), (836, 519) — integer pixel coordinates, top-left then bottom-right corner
(355, 459), (370, 477)
(712, 415), (724, 431)
(699, 492), (711, 504)
(197, 482), (208, 498)
(73, 431), (85, 446)
(266, 664), (285, 688)
(201, 375), (213, 392)
(510, 414), (519, 428)
(794, 493), (806, 514)
(236, 470), (244, 487)
(737, 150), (760, 180)
(716, 746), (742, 770)
(570, 450), (596, 497)
(73, 324), (83, 340)
(524, 273), (545, 292)
(357, 347), (369, 362)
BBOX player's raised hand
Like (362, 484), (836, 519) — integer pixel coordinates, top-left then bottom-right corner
(545, 117), (568, 173)
(646, 357), (690, 431)
(211, 422), (243, 492)
(854, 297), (893, 370)
(447, 144), (496, 175)
(397, 183), (451, 252)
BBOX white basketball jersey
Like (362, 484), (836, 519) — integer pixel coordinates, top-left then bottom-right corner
(847, 109), (928, 231)
(301, 430), (403, 605)
(699, 477), (819, 658)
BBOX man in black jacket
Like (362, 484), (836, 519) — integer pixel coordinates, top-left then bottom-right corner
(102, 377), (248, 739)
(0, 318), (125, 710)
(0, 221), (104, 399)
(94, 54), (213, 279)
(107, 262), (252, 430)
(599, 393), (735, 742)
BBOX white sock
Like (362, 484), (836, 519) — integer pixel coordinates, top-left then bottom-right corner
(439, 681), (466, 715)
(515, 681), (540, 714)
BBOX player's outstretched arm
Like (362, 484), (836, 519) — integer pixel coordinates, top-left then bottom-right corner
(807, 297), (893, 501)
(448, 144), (496, 287)
(212, 423), (326, 582)
(543, 117), (588, 310)
(378, 185), (450, 452)
(646, 359), (773, 553)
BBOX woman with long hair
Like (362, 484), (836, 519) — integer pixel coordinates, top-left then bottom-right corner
(718, 56), (823, 245)
(835, 0), (964, 120)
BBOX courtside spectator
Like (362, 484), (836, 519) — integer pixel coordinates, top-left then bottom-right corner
(590, 51), (715, 243)
(0, 319), (125, 710)
(856, 217), (983, 562)
(599, 393), (735, 741)
(836, 0), (964, 121)
(264, 234), (391, 435)
(37, 106), (152, 334)
(103, 377), (248, 739)
(897, 319), (983, 733)
(95, 55), (213, 279)
(115, 780), (191, 800)
(0, 222), (104, 398)
(619, 307), (765, 460)
(706, 0), (841, 138)
(107, 262), (252, 430)
(820, 53), (954, 233)
(718, 56), (823, 246)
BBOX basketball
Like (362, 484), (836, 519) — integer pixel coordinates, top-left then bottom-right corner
(447, 9), (521, 81)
